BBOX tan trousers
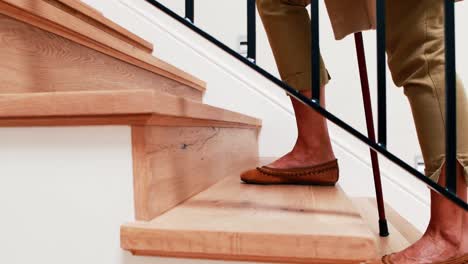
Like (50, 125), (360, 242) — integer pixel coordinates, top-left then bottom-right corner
(257, 0), (468, 184)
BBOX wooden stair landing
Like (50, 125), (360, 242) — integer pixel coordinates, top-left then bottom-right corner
(121, 175), (378, 263)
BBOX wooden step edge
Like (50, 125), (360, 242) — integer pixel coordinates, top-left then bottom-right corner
(121, 227), (377, 264)
(122, 249), (367, 264)
(0, 0), (206, 92)
(151, 92), (262, 128)
(52, 0), (154, 53)
(121, 174), (378, 263)
(0, 90), (261, 128)
(352, 197), (422, 256)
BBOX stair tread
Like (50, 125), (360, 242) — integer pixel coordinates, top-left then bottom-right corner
(0, 90), (261, 127)
(121, 174), (378, 263)
(352, 197), (422, 256)
(0, 0), (206, 91)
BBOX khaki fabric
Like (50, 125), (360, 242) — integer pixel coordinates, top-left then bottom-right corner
(324, 0), (463, 40)
(257, 0), (468, 184)
(325, 0), (376, 40)
(386, 0), (468, 183)
(257, 0), (330, 91)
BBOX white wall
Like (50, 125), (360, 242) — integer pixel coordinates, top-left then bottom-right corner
(0, 127), (259, 264)
(1, 1), (467, 263)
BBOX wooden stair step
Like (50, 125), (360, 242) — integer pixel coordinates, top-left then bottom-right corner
(0, 0), (206, 97)
(352, 197), (422, 256)
(121, 175), (378, 263)
(0, 89), (261, 128)
(0, 0), (153, 54)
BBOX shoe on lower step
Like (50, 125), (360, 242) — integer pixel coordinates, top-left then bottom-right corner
(240, 159), (339, 185)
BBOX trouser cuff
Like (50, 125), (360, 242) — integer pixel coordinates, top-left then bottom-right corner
(283, 69), (331, 92)
(425, 154), (468, 185)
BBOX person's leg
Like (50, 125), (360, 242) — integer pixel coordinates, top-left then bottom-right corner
(385, 0), (468, 262)
(256, 0), (335, 169)
(386, 165), (467, 263)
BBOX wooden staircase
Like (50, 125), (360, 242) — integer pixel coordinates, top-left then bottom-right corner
(0, 1), (421, 263)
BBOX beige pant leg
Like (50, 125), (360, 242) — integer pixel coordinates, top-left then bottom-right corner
(386, 0), (468, 183)
(257, 0), (329, 91)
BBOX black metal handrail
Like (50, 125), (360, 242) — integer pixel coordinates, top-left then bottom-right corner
(144, 0), (468, 213)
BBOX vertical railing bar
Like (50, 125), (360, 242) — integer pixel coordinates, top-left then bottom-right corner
(185, 0), (194, 23)
(311, 1), (320, 102)
(444, 0), (457, 193)
(247, 0), (256, 62)
(377, 0), (387, 147)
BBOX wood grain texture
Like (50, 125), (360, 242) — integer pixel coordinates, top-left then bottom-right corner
(352, 197), (422, 256)
(0, 15), (202, 100)
(0, 90), (154, 117)
(0, 115), (263, 128)
(51, 0), (154, 53)
(131, 126), (260, 221)
(0, 90), (261, 128)
(121, 177), (377, 263)
(0, 0), (206, 91)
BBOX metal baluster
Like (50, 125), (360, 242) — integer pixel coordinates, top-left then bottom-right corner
(377, 0), (387, 147)
(311, 0), (320, 103)
(354, 32), (389, 237)
(185, 0), (194, 23)
(247, 0), (256, 63)
(444, 0), (457, 193)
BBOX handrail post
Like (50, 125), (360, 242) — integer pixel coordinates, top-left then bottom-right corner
(185, 0), (194, 23)
(444, 0), (457, 193)
(310, 0), (320, 102)
(377, 0), (387, 147)
(247, 0), (257, 62)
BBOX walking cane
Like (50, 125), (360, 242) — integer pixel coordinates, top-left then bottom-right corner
(354, 32), (389, 237)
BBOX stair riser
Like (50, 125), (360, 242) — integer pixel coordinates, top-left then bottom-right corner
(132, 125), (259, 221)
(0, 14), (203, 101)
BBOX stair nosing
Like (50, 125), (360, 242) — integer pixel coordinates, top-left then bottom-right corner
(0, 90), (261, 128)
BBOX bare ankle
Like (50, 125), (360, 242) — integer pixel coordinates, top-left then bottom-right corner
(438, 229), (463, 249)
(290, 145), (335, 162)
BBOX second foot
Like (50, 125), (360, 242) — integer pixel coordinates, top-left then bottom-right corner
(383, 228), (467, 264)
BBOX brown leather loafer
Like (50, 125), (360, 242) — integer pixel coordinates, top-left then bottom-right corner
(382, 254), (468, 264)
(240, 159), (339, 186)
